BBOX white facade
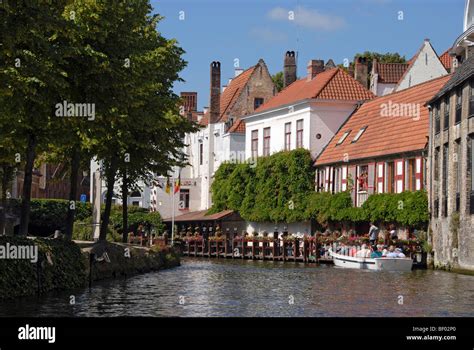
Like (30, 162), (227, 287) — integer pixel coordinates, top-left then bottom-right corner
(395, 40), (448, 92)
(246, 221), (312, 236)
(89, 158), (151, 208)
(244, 100), (358, 159)
(151, 121), (246, 219)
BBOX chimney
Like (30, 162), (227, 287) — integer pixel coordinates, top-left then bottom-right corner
(180, 92), (197, 113)
(210, 61), (221, 124)
(354, 56), (368, 89)
(235, 68), (244, 77)
(307, 59), (325, 81)
(283, 51), (297, 87)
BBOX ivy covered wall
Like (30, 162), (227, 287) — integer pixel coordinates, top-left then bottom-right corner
(209, 149), (429, 228)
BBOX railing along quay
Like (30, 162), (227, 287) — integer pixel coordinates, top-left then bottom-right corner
(180, 236), (427, 267)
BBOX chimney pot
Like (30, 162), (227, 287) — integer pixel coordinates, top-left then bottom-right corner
(210, 61), (221, 124)
(284, 50), (297, 88)
(354, 56), (368, 89)
(307, 59), (325, 81)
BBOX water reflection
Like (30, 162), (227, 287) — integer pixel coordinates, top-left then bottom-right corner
(1, 258), (473, 317)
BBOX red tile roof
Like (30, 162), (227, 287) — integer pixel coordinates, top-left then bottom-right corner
(199, 65), (256, 127)
(439, 49), (452, 70)
(163, 209), (235, 222)
(227, 118), (245, 133)
(255, 68), (374, 113)
(315, 75), (452, 166)
(375, 63), (409, 84)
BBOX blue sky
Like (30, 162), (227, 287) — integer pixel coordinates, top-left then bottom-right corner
(152, 0), (465, 110)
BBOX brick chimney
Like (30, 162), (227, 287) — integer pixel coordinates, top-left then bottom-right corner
(354, 56), (368, 89)
(210, 61), (221, 124)
(180, 92), (197, 113)
(307, 59), (325, 81)
(283, 51), (297, 88)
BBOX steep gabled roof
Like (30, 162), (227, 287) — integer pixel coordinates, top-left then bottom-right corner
(255, 68), (374, 113)
(375, 63), (409, 84)
(315, 74), (452, 166)
(439, 49), (453, 70)
(199, 65), (256, 126)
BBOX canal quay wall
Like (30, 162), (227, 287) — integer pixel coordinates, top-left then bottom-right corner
(0, 236), (180, 300)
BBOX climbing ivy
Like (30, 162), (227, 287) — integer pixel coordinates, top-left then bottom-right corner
(210, 149), (315, 223)
(211, 150), (429, 228)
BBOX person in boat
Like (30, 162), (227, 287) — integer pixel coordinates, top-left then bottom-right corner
(356, 244), (371, 258)
(386, 246), (406, 258)
(370, 245), (383, 258)
(368, 222), (380, 246)
(389, 224), (398, 241)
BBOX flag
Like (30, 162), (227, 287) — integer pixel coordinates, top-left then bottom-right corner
(165, 177), (171, 194)
(174, 171), (181, 194)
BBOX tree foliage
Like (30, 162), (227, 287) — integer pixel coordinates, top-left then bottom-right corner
(272, 71), (284, 93)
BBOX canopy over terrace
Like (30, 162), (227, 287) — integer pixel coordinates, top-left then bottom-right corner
(162, 209), (246, 238)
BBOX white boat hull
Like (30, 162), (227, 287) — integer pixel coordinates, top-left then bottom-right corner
(329, 249), (413, 272)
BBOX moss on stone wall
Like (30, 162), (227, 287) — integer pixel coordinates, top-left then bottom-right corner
(0, 237), (180, 300)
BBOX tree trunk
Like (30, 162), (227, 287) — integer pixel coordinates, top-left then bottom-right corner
(65, 148), (80, 240)
(121, 169), (128, 243)
(0, 165), (12, 236)
(99, 157), (117, 241)
(19, 134), (37, 236)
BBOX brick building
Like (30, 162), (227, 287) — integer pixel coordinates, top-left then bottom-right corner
(425, 0), (474, 272)
(153, 59), (276, 219)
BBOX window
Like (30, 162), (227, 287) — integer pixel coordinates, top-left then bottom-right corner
(251, 130), (258, 158)
(179, 189), (190, 210)
(387, 162), (395, 193)
(296, 119), (304, 148)
(352, 126), (367, 143)
(408, 159), (417, 191)
(455, 88), (462, 124)
(199, 142), (203, 165)
(254, 98), (264, 110)
(470, 81), (474, 118)
(132, 201), (140, 206)
(444, 97), (450, 131)
(455, 140), (461, 212)
(442, 143), (449, 216)
(263, 127), (271, 156)
(434, 147), (440, 182)
(131, 191), (141, 198)
(434, 104), (440, 134)
(358, 165), (369, 191)
(470, 135), (474, 214)
(284, 122), (291, 151)
(336, 130), (351, 146)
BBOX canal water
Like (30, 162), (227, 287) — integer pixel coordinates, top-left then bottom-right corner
(1, 258), (474, 317)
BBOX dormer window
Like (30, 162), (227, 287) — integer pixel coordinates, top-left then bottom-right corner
(336, 130), (351, 146)
(351, 126), (367, 143)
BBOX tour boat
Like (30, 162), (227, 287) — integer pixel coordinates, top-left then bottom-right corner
(328, 249), (413, 272)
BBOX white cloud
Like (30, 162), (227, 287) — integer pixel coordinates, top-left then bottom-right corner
(249, 27), (288, 42)
(268, 6), (345, 31)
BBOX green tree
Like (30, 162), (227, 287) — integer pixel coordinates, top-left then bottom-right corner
(0, 0), (71, 235)
(272, 71), (284, 92)
(66, 0), (196, 241)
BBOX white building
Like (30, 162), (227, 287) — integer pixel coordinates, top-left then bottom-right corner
(370, 39), (449, 96)
(153, 59), (275, 220)
(242, 60), (375, 234)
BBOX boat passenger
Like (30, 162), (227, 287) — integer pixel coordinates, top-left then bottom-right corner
(370, 246), (383, 258)
(394, 248), (406, 258)
(356, 244), (371, 258)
